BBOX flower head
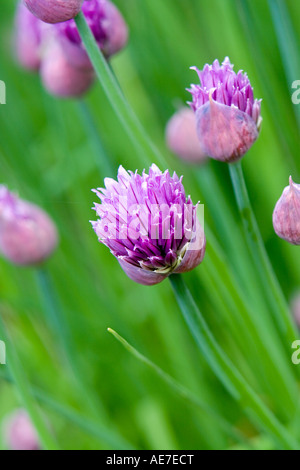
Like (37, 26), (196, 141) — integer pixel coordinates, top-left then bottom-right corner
(56, 0), (128, 69)
(2, 409), (40, 450)
(188, 57), (262, 162)
(273, 176), (300, 245)
(23, 0), (84, 24)
(40, 39), (94, 97)
(91, 165), (206, 285)
(0, 186), (58, 266)
(290, 291), (300, 328)
(166, 108), (207, 163)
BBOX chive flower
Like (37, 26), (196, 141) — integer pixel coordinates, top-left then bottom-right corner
(0, 186), (58, 266)
(91, 165), (206, 286)
(166, 107), (207, 163)
(15, 3), (43, 71)
(273, 176), (300, 245)
(188, 57), (262, 162)
(56, 0), (128, 69)
(2, 409), (40, 451)
(14, 0), (128, 96)
(23, 0), (84, 24)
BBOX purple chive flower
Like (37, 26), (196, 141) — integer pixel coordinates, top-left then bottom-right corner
(91, 165), (206, 286)
(0, 186), (58, 266)
(273, 176), (300, 245)
(2, 409), (40, 451)
(56, 0), (128, 69)
(15, 3), (43, 71)
(23, 0), (84, 24)
(290, 292), (300, 328)
(166, 108), (208, 164)
(188, 57), (262, 162)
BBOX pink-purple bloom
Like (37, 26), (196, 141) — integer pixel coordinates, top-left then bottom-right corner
(188, 57), (262, 162)
(0, 186), (58, 266)
(15, 0), (128, 97)
(23, 0), (84, 24)
(166, 108), (207, 163)
(273, 176), (300, 245)
(91, 165), (206, 286)
(2, 409), (40, 451)
(15, 3), (43, 71)
(40, 39), (95, 97)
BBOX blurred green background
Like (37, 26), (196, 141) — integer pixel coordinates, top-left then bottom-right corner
(1, 0), (300, 450)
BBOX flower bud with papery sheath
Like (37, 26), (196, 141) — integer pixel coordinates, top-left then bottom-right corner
(91, 165), (206, 286)
(166, 108), (207, 164)
(273, 176), (300, 245)
(23, 0), (84, 24)
(188, 57), (262, 163)
(0, 186), (58, 266)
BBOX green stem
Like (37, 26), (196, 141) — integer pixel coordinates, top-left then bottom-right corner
(74, 12), (163, 167)
(107, 328), (248, 445)
(229, 161), (297, 342)
(0, 316), (59, 450)
(36, 268), (107, 423)
(169, 274), (299, 450)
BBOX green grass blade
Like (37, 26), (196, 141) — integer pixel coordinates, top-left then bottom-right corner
(169, 274), (299, 450)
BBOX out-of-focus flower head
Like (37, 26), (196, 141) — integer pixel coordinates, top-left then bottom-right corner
(290, 291), (300, 328)
(188, 57), (262, 162)
(2, 409), (40, 451)
(23, 0), (84, 24)
(166, 107), (208, 164)
(56, 0), (128, 69)
(15, 2), (43, 71)
(91, 165), (206, 286)
(40, 39), (95, 97)
(273, 176), (300, 245)
(0, 186), (58, 266)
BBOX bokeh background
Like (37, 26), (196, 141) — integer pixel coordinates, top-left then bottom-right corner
(0, 0), (300, 450)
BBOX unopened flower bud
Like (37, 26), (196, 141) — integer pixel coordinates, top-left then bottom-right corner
(2, 409), (40, 450)
(273, 176), (300, 245)
(101, 0), (128, 57)
(0, 186), (58, 266)
(40, 39), (94, 97)
(166, 108), (207, 163)
(56, 0), (128, 70)
(91, 165), (206, 286)
(188, 57), (262, 163)
(23, 0), (84, 24)
(15, 3), (43, 71)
